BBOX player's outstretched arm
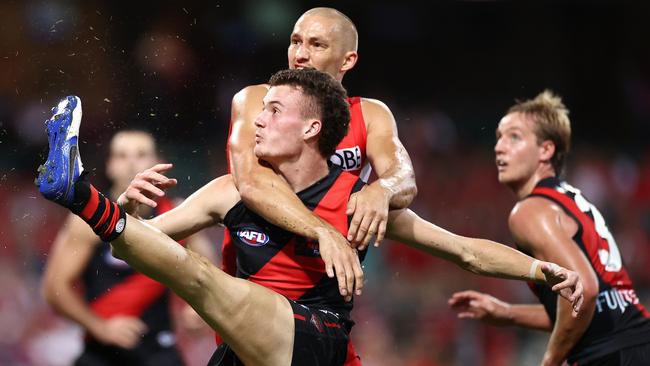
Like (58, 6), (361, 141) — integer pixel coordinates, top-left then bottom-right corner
(509, 198), (599, 366)
(347, 99), (417, 249)
(448, 290), (552, 331)
(148, 175), (239, 241)
(41, 214), (148, 348)
(386, 208), (584, 312)
(118, 165), (236, 242)
(228, 85), (363, 300)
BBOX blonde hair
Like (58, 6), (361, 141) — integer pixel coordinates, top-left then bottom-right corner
(508, 90), (571, 174)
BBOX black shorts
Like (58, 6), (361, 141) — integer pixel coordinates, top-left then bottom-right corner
(74, 333), (184, 366)
(577, 342), (650, 366)
(207, 300), (352, 366)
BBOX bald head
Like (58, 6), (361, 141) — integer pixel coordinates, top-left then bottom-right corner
(299, 7), (358, 52)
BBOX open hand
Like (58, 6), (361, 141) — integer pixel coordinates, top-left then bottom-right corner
(346, 184), (390, 250)
(117, 163), (177, 215)
(317, 227), (364, 302)
(448, 290), (513, 326)
(541, 262), (584, 317)
(90, 316), (148, 349)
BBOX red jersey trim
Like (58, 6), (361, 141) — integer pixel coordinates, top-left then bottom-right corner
(90, 273), (167, 318)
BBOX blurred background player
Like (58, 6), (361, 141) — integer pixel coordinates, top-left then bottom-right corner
(41, 130), (212, 366)
(449, 91), (650, 366)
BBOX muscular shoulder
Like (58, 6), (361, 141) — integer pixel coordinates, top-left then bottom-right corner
(509, 197), (560, 233)
(359, 98), (397, 133)
(206, 174), (241, 218)
(508, 197), (570, 252)
(232, 84), (269, 111)
(360, 98), (392, 119)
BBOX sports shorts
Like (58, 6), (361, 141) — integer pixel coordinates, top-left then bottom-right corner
(207, 299), (355, 366)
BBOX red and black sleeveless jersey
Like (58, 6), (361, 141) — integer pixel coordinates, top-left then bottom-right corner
(524, 177), (650, 364)
(221, 96), (370, 276)
(223, 165), (367, 320)
(82, 197), (177, 339)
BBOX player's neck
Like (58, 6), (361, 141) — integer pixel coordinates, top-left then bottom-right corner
(512, 167), (556, 200)
(273, 151), (330, 193)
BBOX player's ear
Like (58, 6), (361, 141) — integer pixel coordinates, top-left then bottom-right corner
(340, 51), (358, 73)
(304, 119), (322, 140)
(540, 140), (556, 163)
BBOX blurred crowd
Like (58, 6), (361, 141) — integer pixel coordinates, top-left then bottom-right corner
(1, 1), (649, 365)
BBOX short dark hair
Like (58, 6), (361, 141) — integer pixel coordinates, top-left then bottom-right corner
(268, 68), (350, 157)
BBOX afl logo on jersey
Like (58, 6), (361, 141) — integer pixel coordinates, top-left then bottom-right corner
(237, 228), (270, 247)
(330, 146), (362, 171)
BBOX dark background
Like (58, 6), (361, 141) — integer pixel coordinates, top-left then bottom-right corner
(1, 1), (649, 365)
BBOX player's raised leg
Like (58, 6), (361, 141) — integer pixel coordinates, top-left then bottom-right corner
(36, 96), (295, 366)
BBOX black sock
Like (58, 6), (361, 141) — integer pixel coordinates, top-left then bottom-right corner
(72, 173), (126, 242)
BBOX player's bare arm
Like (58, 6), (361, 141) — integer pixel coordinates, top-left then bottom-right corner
(509, 197), (598, 366)
(448, 291), (553, 331)
(41, 214), (148, 348)
(348, 98), (417, 249)
(119, 170), (238, 241)
(386, 208), (584, 310)
(228, 84), (363, 299)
